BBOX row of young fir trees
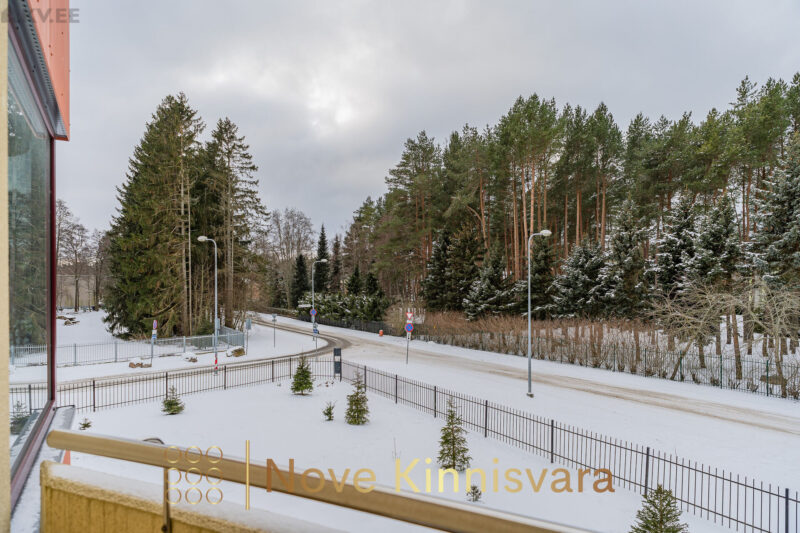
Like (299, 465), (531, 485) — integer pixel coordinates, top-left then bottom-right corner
(338, 74), (800, 304)
(103, 93), (267, 338)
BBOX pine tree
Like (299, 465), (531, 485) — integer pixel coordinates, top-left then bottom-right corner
(346, 265), (362, 295)
(598, 197), (648, 318)
(9, 402), (28, 434)
(630, 485), (688, 533)
(345, 372), (369, 425)
(654, 195), (696, 299)
(291, 356), (314, 395)
(687, 194), (741, 285)
(422, 231), (450, 310)
(314, 225), (330, 292)
(162, 386), (185, 415)
(463, 249), (511, 320)
(290, 254), (309, 308)
(79, 418), (92, 430)
(322, 401), (335, 421)
(363, 271), (381, 296)
(751, 135), (800, 287)
(548, 241), (605, 318)
(437, 398), (471, 471)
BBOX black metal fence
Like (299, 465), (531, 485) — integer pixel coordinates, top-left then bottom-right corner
(10, 352), (796, 532)
(342, 361), (798, 533)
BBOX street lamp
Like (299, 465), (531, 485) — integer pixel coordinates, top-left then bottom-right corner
(197, 236), (219, 373)
(311, 259), (328, 348)
(527, 229), (552, 398)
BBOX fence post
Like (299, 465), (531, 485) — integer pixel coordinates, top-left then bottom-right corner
(767, 360), (771, 397)
(433, 386), (437, 418)
(786, 487), (790, 533)
(364, 365), (368, 390)
(27, 384), (32, 414)
(550, 419), (555, 463)
(92, 380), (96, 412)
(484, 400), (489, 437)
(395, 374), (398, 403)
(183, 336), (186, 353)
(644, 447), (651, 496)
(224, 365), (227, 390)
(165, 372), (169, 399)
(73, 343), (77, 366)
(271, 359), (275, 382)
(719, 354), (723, 388)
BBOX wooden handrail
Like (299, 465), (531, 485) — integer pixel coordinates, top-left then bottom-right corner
(47, 430), (592, 533)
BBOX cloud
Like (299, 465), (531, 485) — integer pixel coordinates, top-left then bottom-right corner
(58, 0), (800, 237)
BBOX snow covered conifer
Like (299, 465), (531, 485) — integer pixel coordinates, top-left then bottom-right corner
(290, 254), (309, 308)
(463, 248), (511, 320)
(345, 372), (369, 425)
(654, 195), (696, 298)
(751, 135), (800, 286)
(346, 265), (362, 295)
(422, 231), (450, 311)
(162, 386), (185, 415)
(437, 398), (471, 471)
(598, 197), (648, 318)
(443, 227), (481, 311)
(10, 402), (28, 434)
(322, 401), (335, 421)
(313, 225), (330, 292)
(291, 356), (314, 395)
(547, 241), (605, 318)
(630, 485), (688, 533)
(510, 233), (556, 317)
(686, 194), (741, 285)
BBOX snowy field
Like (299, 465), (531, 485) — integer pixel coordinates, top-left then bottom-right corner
(267, 316), (800, 490)
(9, 313), (325, 384)
(70, 381), (720, 533)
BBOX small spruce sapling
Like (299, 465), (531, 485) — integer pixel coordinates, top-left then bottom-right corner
(291, 356), (314, 395)
(10, 401), (29, 434)
(345, 372), (369, 425)
(437, 398), (471, 471)
(466, 484), (482, 502)
(323, 401), (335, 421)
(79, 418), (92, 430)
(162, 386), (185, 415)
(630, 485), (688, 533)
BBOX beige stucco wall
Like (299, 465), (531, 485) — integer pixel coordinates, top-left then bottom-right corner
(1, 0), (11, 528)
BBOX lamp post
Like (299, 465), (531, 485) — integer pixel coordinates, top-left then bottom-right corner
(311, 259), (328, 348)
(197, 236), (219, 373)
(527, 229), (552, 397)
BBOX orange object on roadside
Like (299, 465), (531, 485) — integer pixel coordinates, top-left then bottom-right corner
(379, 330), (384, 337)
(62, 450), (71, 465)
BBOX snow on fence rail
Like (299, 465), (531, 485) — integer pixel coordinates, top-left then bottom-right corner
(10, 326), (245, 367)
(10, 353), (795, 532)
(290, 313), (800, 401)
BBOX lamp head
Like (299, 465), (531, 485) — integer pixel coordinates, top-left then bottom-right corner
(319, 258), (328, 263)
(197, 236), (208, 242)
(539, 229), (552, 237)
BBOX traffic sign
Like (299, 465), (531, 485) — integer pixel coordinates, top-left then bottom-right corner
(310, 308), (317, 317)
(153, 320), (158, 329)
(313, 326), (319, 335)
(271, 314), (277, 323)
(405, 323), (414, 333)
(406, 311), (413, 322)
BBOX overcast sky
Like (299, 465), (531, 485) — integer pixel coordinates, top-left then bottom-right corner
(58, 0), (800, 238)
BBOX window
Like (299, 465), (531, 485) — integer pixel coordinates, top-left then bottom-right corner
(8, 36), (52, 478)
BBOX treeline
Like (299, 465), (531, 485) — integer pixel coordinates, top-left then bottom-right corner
(104, 93), (267, 338)
(339, 74), (800, 301)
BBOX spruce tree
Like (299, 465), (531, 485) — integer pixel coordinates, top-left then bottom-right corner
(630, 485), (688, 533)
(463, 249), (511, 320)
(290, 254), (309, 308)
(9, 402), (28, 434)
(548, 241), (605, 318)
(598, 197), (648, 318)
(510, 235), (556, 318)
(654, 195), (696, 299)
(437, 399), (471, 471)
(444, 227), (481, 311)
(751, 135), (800, 286)
(104, 93), (204, 337)
(345, 372), (369, 425)
(314, 225), (330, 292)
(363, 271), (381, 296)
(422, 231), (450, 310)
(329, 234), (343, 292)
(687, 194), (741, 285)
(346, 265), (362, 295)
(291, 357), (314, 395)
(162, 386), (185, 415)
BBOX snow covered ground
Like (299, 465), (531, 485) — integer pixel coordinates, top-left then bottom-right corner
(10, 313), (325, 384)
(70, 381), (720, 533)
(264, 316), (800, 491)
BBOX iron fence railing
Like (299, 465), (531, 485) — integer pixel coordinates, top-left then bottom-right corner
(7, 353), (797, 532)
(10, 326), (245, 367)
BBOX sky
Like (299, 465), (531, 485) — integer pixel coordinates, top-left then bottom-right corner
(58, 0), (800, 238)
